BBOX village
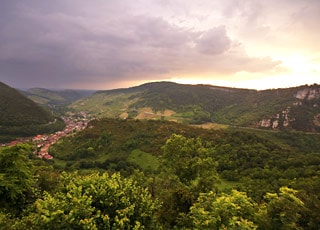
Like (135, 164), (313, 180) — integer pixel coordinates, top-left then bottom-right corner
(2, 112), (93, 160)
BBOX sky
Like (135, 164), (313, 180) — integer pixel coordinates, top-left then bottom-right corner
(0, 0), (319, 90)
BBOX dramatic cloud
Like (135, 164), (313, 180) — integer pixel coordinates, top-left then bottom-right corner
(0, 0), (319, 89)
(196, 27), (232, 55)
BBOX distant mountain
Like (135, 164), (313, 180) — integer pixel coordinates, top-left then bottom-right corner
(22, 88), (95, 106)
(0, 82), (65, 142)
(70, 81), (320, 132)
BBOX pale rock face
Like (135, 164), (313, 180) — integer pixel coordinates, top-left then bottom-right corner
(308, 89), (318, 100)
(258, 107), (293, 129)
(295, 89), (309, 99)
(257, 86), (320, 130)
(295, 88), (320, 100)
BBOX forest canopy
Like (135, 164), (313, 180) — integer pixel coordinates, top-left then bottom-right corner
(1, 118), (320, 229)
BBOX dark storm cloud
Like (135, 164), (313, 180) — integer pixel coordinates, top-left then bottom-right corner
(196, 27), (232, 55)
(0, 0), (282, 89)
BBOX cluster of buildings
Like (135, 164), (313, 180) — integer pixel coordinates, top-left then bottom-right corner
(34, 112), (92, 159)
(1, 112), (93, 160)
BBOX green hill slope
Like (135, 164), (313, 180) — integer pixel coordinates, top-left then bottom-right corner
(70, 82), (320, 132)
(0, 82), (54, 126)
(0, 82), (64, 142)
(49, 118), (320, 221)
(23, 88), (94, 106)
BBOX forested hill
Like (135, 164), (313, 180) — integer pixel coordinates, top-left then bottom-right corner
(0, 82), (54, 126)
(0, 82), (64, 142)
(70, 81), (320, 132)
(47, 118), (320, 228)
(22, 88), (94, 106)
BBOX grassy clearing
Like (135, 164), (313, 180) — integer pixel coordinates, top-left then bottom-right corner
(128, 149), (160, 171)
(192, 122), (229, 130)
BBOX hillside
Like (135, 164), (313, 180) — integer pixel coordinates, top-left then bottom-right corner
(0, 82), (64, 142)
(70, 81), (320, 132)
(23, 88), (94, 106)
(47, 118), (320, 228)
(50, 118), (320, 170)
(0, 82), (54, 126)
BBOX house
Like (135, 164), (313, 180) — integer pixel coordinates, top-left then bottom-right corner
(43, 154), (53, 160)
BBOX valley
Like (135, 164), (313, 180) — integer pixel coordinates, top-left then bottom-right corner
(33, 112), (93, 159)
(1, 112), (93, 160)
(2, 0), (320, 227)
(1, 81), (320, 229)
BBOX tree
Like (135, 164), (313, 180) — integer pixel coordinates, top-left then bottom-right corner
(161, 134), (218, 191)
(258, 186), (304, 230)
(157, 134), (219, 227)
(0, 144), (36, 214)
(177, 190), (258, 229)
(15, 172), (161, 229)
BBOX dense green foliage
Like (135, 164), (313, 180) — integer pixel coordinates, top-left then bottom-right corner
(0, 82), (54, 126)
(177, 190), (258, 229)
(2, 81), (320, 228)
(0, 144), (161, 229)
(15, 172), (161, 229)
(177, 186), (305, 230)
(1, 118), (320, 229)
(49, 118), (214, 171)
(0, 82), (65, 142)
(47, 118), (320, 228)
(0, 118), (65, 143)
(0, 144), (37, 214)
(71, 82), (320, 131)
